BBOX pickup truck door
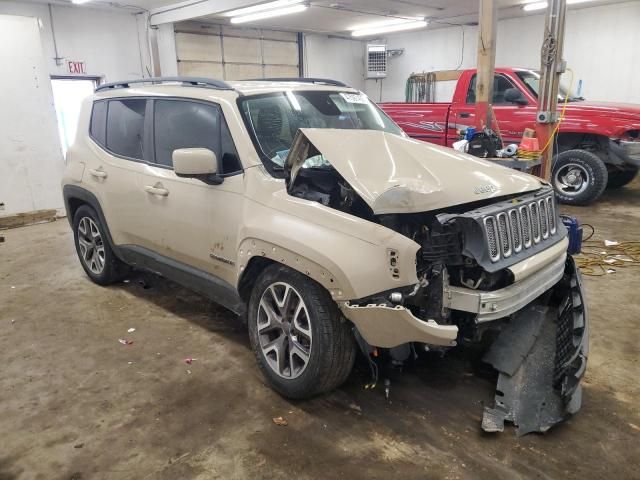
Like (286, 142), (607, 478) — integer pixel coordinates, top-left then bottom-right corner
(451, 74), (537, 145)
(134, 98), (244, 286)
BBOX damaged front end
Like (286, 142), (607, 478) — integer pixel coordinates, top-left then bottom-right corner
(283, 128), (588, 435)
(481, 257), (588, 436)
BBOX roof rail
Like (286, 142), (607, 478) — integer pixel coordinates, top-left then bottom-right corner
(95, 76), (233, 92)
(249, 77), (349, 87)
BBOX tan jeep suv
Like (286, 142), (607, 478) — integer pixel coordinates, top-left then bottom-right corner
(62, 77), (588, 435)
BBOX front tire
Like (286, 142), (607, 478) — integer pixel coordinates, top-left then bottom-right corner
(606, 166), (638, 189)
(72, 205), (129, 285)
(248, 264), (356, 399)
(552, 149), (608, 205)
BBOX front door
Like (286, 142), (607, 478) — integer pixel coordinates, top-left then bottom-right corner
(451, 74), (537, 145)
(135, 98), (245, 285)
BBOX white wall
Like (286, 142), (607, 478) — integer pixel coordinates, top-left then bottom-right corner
(0, 15), (67, 216)
(0, 2), (149, 216)
(303, 34), (365, 91)
(364, 1), (640, 104)
(0, 1), (150, 82)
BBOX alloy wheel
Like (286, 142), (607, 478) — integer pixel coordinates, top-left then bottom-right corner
(257, 282), (313, 379)
(77, 217), (106, 275)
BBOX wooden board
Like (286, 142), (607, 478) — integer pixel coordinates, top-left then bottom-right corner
(0, 209), (57, 230)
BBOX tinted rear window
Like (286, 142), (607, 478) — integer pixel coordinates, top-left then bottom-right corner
(106, 99), (146, 159)
(90, 101), (107, 146)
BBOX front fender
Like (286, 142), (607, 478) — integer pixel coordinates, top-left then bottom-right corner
(236, 198), (420, 301)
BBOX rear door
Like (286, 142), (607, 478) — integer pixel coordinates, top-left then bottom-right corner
(135, 98), (245, 284)
(86, 98), (148, 246)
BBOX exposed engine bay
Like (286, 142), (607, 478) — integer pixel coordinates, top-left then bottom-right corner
(284, 132), (588, 436)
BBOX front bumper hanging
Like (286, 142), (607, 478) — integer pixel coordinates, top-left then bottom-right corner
(481, 256), (588, 435)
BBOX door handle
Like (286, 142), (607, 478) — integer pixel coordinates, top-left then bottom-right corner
(88, 168), (107, 178)
(144, 184), (169, 197)
(459, 112), (471, 118)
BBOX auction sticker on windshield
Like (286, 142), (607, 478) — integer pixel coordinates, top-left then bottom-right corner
(339, 92), (368, 104)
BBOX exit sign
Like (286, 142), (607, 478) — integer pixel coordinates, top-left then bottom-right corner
(67, 60), (86, 75)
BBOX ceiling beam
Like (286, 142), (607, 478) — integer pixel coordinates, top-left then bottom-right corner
(148, 0), (261, 26)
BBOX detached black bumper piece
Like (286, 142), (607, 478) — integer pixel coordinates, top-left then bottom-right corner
(481, 257), (588, 436)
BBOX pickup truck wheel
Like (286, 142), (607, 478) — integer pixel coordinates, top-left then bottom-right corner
(552, 149), (608, 205)
(606, 166), (638, 189)
(248, 264), (356, 399)
(72, 205), (129, 285)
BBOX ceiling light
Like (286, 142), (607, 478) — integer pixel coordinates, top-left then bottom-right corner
(522, 0), (596, 11)
(348, 17), (423, 32)
(351, 19), (428, 37)
(71, 0), (92, 4)
(522, 1), (547, 11)
(224, 0), (304, 17)
(230, 4), (307, 23)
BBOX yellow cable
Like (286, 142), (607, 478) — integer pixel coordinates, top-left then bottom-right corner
(574, 240), (640, 276)
(539, 67), (575, 154)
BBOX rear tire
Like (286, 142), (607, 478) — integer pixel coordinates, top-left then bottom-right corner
(72, 205), (129, 285)
(552, 149), (608, 205)
(248, 264), (356, 399)
(606, 166), (638, 189)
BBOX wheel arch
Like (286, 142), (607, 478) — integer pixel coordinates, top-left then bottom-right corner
(63, 185), (120, 258)
(236, 237), (351, 302)
(555, 132), (609, 155)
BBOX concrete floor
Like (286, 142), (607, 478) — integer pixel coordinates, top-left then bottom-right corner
(1, 183), (639, 480)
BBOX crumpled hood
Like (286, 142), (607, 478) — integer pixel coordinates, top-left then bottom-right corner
(287, 128), (542, 214)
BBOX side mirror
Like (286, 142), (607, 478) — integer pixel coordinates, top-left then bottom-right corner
(504, 88), (528, 105)
(173, 148), (218, 176)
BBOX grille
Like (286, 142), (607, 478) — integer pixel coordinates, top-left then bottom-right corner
(531, 202), (540, 242)
(484, 216), (499, 261)
(509, 209), (522, 252)
(539, 200), (549, 239)
(483, 193), (559, 262)
(497, 213), (511, 257)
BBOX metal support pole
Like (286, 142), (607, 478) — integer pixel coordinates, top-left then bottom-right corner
(536, 0), (567, 180)
(475, 0), (497, 131)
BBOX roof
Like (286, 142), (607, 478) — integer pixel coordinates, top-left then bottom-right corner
(93, 77), (357, 100)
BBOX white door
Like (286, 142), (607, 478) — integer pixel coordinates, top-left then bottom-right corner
(0, 15), (65, 215)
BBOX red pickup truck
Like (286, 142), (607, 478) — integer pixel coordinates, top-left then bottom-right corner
(380, 68), (640, 205)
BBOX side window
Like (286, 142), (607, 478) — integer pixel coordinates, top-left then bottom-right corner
(153, 100), (241, 173)
(466, 75), (517, 105)
(89, 101), (107, 146)
(106, 99), (147, 159)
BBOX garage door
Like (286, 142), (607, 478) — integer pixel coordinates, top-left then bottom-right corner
(175, 22), (300, 80)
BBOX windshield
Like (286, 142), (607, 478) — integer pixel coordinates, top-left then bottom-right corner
(239, 90), (403, 171)
(516, 71), (584, 102)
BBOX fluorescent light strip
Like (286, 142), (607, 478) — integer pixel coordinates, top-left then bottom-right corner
(224, 0), (304, 17)
(523, 0), (596, 11)
(351, 20), (428, 37)
(71, 0), (92, 4)
(348, 17), (424, 32)
(522, 1), (547, 10)
(230, 4), (307, 24)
